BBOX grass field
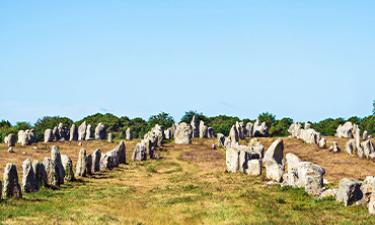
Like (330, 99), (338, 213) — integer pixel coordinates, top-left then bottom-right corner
(0, 138), (375, 225)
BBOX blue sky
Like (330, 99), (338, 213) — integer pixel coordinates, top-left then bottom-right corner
(0, 1), (374, 124)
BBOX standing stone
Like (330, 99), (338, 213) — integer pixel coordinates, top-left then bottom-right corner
(22, 159), (38, 193)
(69, 124), (78, 141)
(297, 162), (325, 196)
(2, 164), (22, 199)
(245, 122), (254, 138)
(229, 125), (239, 143)
(107, 133), (113, 143)
(78, 121), (87, 141)
(263, 139), (284, 182)
(245, 159), (262, 176)
(360, 140), (375, 159)
(100, 154), (114, 170)
(61, 155), (75, 181)
(75, 148), (88, 177)
(57, 123), (69, 141)
(5, 134), (17, 147)
(50, 146), (65, 185)
(329, 141), (340, 153)
(226, 148), (239, 173)
(44, 129), (54, 143)
(132, 142), (147, 161)
(164, 128), (172, 140)
(116, 141), (126, 164)
(207, 127), (215, 138)
(125, 128), (132, 140)
(336, 122), (355, 138)
(253, 120), (269, 137)
(85, 124), (93, 140)
(18, 129), (34, 146)
(217, 133), (225, 147)
(174, 122), (192, 144)
(52, 126), (59, 141)
(199, 120), (208, 138)
(318, 138), (326, 149)
(363, 130), (369, 141)
(33, 160), (48, 188)
(86, 155), (92, 176)
(284, 153), (301, 187)
(345, 139), (356, 155)
(369, 193), (375, 215)
(336, 178), (363, 206)
(95, 123), (107, 140)
(190, 116), (199, 138)
(91, 149), (102, 173)
(361, 176), (375, 204)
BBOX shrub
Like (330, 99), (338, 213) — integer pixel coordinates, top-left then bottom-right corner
(147, 112), (174, 129)
(180, 111), (208, 124)
(76, 113), (121, 132)
(34, 116), (73, 141)
(270, 117), (293, 137)
(207, 115), (240, 136)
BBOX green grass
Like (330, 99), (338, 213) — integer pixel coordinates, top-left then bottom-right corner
(0, 141), (375, 225)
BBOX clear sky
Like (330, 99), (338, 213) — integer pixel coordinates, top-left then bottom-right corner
(0, 1), (374, 124)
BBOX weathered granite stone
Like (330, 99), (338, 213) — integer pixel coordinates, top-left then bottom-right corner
(336, 178), (363, 206)
(190, 116), (199, 138)
(91, 149), (102, 173)
(50, 146), (65, 185)
(78, 121), (87, 141)
(329, 141), (340, 153)
(285, 153), (301, 187)
(22, 159), (38, 193)
(61, 155), (74, 181)
(226, 148), (239, 173)
(2, 163), (22, 199)
(69, 124), (78, 141)
(75, 148), (88, 177)
(345, 139), (356, 155)
(5, 133), (17, 147)
(336, 122), (355, 138)
(132, 142), (147, 161)
(44, 129), (54, 143)
(253, 120), (269, 137)
(207, 127), (215, 139)
(245, 159), (262, 176)
(100, 154), (114, 170)
(94, 123), (107, 140)
(217, 133), (225, 147)
(245, 122), (254, 138)
(85, 124), (93, 140)
(86, 154), (92, 176)
(174, 122), (192, 144)
(107, 133), (113, 143)
(32, 160), (48, 188)
(125, 128), (132, 140)
(318, 138), (326, 149)
(360, 140), (375, 159)
(361, 176), (375, 204)
(264, 139), (284, 182)
(164, 128), (172, 140)
(199, 120), (208, 138)
(229, 125), (239, 143)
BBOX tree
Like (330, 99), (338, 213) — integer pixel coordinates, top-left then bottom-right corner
(76, 113), (121, 132)
(127, 117), (148, 139)
(269, 117), (293, 137)
(180, 111), (208, 124)
(34, 116), (73, 141)
(311, 118), (345, 136)
(148, 112), (174, 129)
(373, 100), (375, 115)
(258, 112), (276, 128)
(361, 116), (375, 136)
(207, 115), (240, 136)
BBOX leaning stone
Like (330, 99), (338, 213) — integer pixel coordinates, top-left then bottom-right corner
(245, 159), (262, 176)
(264, 139), (284, 165)
(61, 155), (75, 181)
(2, 163), (22, 199)
(336, 178), (363, 206)
(22, 159), (38, 193)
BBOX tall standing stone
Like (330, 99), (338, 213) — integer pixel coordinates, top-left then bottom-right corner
(125, 128), (132, 140)
(107, 133), (113, 143)
(5, 133), (16, 147)
(22, 159), (38, 193)
(92, 149), (102, 173)
(44, 129), (54, 143)
(69, 124), (78, 141)
(78, 121), (87, 141)
(190, 116), (199, 138)
(95, 123), (107, 140)
(76, 148), (88, 177)
(229, 125), (239, 143)
(132, 142), (147, 161)
(50, 146), (65, 185)
(85, 124), (93, 140)
(2, 163), (22, 199)
(199, 120), (208, 138)
(61, 155), (75, 181)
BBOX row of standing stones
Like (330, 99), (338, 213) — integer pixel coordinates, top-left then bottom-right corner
(0, 140), (126, 200)
(287, 121), (375, 214)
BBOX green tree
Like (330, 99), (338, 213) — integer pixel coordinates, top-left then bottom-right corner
(361, 116), (375, 136)
(180, 111), (208, 124)
(373, 100), (375, 115)
(347, 116), (362, 125)
(148, 112), (174, 129)
(34, 116), (73, 141)
(311, 118), (345, 136)
(270, 117), (293, 137)
(76, 113), (121, 132)
(207, 115), (240, 136)
(128, 117), (148, 139)
(258, 112), (276, 128)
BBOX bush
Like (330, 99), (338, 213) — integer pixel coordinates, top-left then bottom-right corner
(258, 112), (276, 129)
(311, 118), (345, 136)
(34, 116), (73, 141)
(361, 116), (375, 136)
